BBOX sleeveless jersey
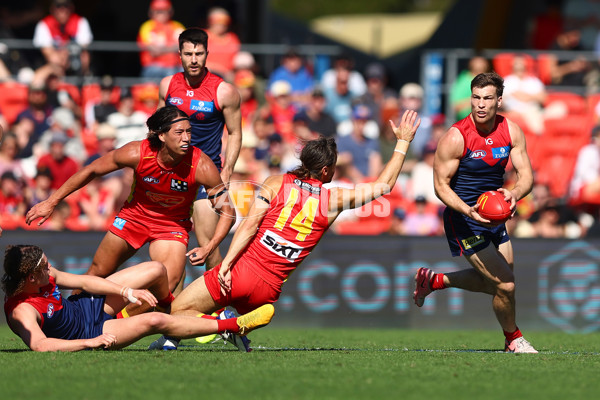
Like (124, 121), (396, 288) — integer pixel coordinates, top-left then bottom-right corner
(165, 71), (225, 169)
(4, 276), (87, 340)
(118, 139), (202, 223)
(243, 174), (330, 290)
(451, 115), (512, 205)
(41, 14), (83, 46)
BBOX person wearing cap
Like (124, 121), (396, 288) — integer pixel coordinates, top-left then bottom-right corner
(0, 170), (27, 221)
(265, 80), (297, 145)
(336, 104), (382, 184)
(14, 82), (53, 159)
(32, 0), (93, 75)
(320, 53), (366, 98)
(36, 130), (79, 190)
(293, 88), (337, 138)
(357, 62), (397, 126)
(85, 76), (119, 130)
(107, 88), (149, 149)
(204, 7), (241, 82)
(418, 72), (538, 353)
(137, 0), (185, 80)
(397, 82), (432, 158)
(402, 195), (441, 236)
(26, 107), (236, 314)
(158, 27), (242, 273)
(233, 69), (258, 130)
(268, 47), (314, 108)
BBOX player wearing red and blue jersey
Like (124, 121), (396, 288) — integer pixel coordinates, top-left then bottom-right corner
(147, 110), (421, 351)
(158, 27), (242, 272)
(415, 72), (537, 353)
(2, 245), (273, 352)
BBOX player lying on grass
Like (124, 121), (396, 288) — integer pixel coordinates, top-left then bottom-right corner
(149, 110), (421, 351)
(2, 245), (273, 352)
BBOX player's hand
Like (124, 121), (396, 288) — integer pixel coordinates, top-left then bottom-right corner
(220, 169), (232, 189)
(25, 200), (56, 226)
(469, 203), (504, 227)
(186, 247), (210, 266)
(497, 187), (517, 215)
(218, 262), (232, 296)
(132, 289), (157, 307)
(87, 333), (117, 349)
(389, 110), (421, 143)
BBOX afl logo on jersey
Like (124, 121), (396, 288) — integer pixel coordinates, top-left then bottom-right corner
(168, 97), (184, 106)
(471, 150), (487, 159)
(143, 176), (160, 184)
(47, 303), (54, 318)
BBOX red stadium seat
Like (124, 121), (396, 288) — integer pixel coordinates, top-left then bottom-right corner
(536, 53), (553, 85)
(492, 53), (535, 77)
(0, 82), (29, 125)
(544, 92), (588, 116)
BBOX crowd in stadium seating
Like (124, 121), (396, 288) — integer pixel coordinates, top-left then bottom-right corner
(1, 0), (600, 238)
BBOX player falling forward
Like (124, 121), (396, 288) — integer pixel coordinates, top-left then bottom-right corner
(148, 110), (421, 351)
(2, 245), (273, 352)
(415, 72), (537, 353)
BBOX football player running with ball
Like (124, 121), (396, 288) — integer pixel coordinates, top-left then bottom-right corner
(415, 72), (537, 353)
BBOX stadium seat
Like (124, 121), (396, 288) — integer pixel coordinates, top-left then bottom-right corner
(492, 53), (535, 77)
(131, 83), (159, 115)
(536, 53), (553, 85)
(544, 92), (588, 116)
(0, 82), (29, 125)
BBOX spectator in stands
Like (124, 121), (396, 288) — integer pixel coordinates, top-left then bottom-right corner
(107, 89), (148, 149)
(14, 81), (53, 159)
(32, 0), (93, 76)
(204, 7), (241, 82)
(403, 195), (442, 236)
(410, 142), (441, 206)
(36, 131), (79, 190)
(268, 48), (314, 108)
(0, 171), (27, 218)
(24, 167), (53, 209)
(501, 54), (548, 135)
(570, 126), (600, 205)
(292, 87), (337, 138)
(388, 207), (407, 235)
(449, 56), (490, 120)
(0, 132), (28, 183)
(357, 62), (397, 127)
(548, 28), (592, 88)
(264, 80), (297, 146)
(37, 107), (85, 163)
(324, 68), (358, 124)
(84, 75), (118, 130)
(137, 0), (184, 80)
(336, 104), (382, 184)
(234, 69), (259, 133)
(398, 83), (431, 158)
(320, 53), (366, 98)
(233, 51), (266, 106)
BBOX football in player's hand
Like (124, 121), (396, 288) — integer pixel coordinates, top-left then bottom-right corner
(476, 191), (512, 222)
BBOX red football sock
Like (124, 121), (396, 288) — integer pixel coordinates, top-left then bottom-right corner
(217, 317), (240, 334)
(431, 273), (447, 291)
(157, 292), (175, 308)
(504, 327), (523, 342)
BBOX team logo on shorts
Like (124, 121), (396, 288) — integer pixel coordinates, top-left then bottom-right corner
(462, 235), (484, 250)
(261, 230), (304, 262)
(190, 100), (214, 113)
(492, 146), (510, 159)
(47, 303), (54, 318)
(171, 179), (188, 192)
(113, 217), (127, 230)
(168, 97), (184, 106)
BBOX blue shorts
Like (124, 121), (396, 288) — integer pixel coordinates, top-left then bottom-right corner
(443, 208), (509, 257)
(196, 185), (208, 200)
(67, 292), (114, 339)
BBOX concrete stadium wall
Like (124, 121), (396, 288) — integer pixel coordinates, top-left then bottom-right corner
(1, 231), (599, 334)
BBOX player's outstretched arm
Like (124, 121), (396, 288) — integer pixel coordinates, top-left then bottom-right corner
(328, 110), (420, 221)
(25, 142), (140, 226)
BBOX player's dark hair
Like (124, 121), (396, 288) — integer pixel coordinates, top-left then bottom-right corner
(471, 72), (504, 97)
(290, 136), (337, 180)
(1, 245), (45, 297)
(179, 27), (209, 51)
(146, 106), (189, 149)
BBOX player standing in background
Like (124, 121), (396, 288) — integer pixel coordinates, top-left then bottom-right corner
(415, 72), (537, 353)
(149, 110), (421, 351)
(2, 245), (273, 352)
(25, 107), (236, 313)
(158, 27), (242, 271)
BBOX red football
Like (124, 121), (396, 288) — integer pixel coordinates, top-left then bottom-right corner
(476, 191), (512, 222)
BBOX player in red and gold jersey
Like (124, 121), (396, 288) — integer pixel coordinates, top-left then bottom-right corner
(26, 107), (236, 310)
(149, 110), (421, 351)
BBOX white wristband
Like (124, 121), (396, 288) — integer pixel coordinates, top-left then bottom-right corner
(397, 139), (410, 144)
(394, 149), (406, 155)
(126, 287), (138, 304)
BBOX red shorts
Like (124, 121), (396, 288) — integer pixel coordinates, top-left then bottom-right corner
(204, 260), (280, 314)
(108, 215), (190, 249)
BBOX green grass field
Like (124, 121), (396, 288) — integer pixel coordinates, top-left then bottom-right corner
(1, 325), (599, 400)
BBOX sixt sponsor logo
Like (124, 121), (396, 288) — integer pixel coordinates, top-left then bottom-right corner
(462, 235), (484, 250)
(168, 97), (183, 106)
(190, 100), (214, 112)
(261, 230), (304, 261)
(143, 176), (160, 184)
(470, 150), (486, 159)
(294, 179), (321, 195)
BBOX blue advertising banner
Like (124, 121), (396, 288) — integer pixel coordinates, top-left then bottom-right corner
(1, 231), (599, 333)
